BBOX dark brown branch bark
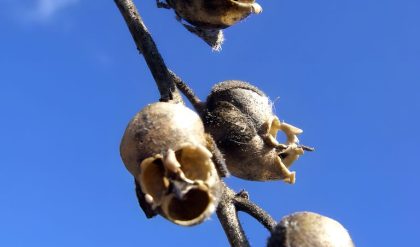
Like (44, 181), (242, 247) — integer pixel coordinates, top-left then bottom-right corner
(216, 183), (250, 247)
(234, 193), (277, 232)
(115, 0), (182, 103)
(216, 183), (277, 246)
(168, 70), (204, 113)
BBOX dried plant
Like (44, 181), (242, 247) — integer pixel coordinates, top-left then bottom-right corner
(114, 0), (354, 246)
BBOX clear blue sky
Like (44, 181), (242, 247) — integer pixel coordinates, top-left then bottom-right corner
(1, 0), (419, 246)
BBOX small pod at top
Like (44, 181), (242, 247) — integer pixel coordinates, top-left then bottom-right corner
(204, 81), (308, 183)
(267, 212), (355, 247)
(120, 102), (221, 226)
(165, 0), (263, 29)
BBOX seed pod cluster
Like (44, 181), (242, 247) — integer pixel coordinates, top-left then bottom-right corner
(120, 102), (221, 226)
(165, 0), (262, 29)
(267, 212), (355, 247)
(204, 80), (308, 183)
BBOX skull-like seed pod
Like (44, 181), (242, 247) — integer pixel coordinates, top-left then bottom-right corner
(120, 102), (221, 226)
(161, 0), (262, 50)
(166, 0), (263, 29)
(204, 81), (309, 183)
(267, 212), (355, 247)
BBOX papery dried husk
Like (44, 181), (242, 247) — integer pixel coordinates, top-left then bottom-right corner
(267, 212), (355, 247)
(120, 102), (221, 225)
(204, 81), (310, 183)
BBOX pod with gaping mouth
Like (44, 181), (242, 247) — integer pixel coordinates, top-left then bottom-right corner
(120, 102), (221, 226)
(204, 81), (311, 183)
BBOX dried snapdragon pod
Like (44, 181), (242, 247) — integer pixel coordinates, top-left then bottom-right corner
(267, 212), (355, 247)
(120, 102), (221, 226)
(159, 0), (262, 50)
(164, 0), (263, 29)
(204, 80), (311, 183)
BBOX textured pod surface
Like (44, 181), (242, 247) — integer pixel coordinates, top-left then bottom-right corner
(120, 102), (221, 226)
(204, 81), (306, 183)
(120, 102), (206, 177)
(267, 212), (355, 247)
(166, 0), (262, 29)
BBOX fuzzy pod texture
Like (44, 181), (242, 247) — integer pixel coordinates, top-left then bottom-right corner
(120, 102), (221, 226)
(204, 81), (305, 183)
(267, 212), (355, 247)
(165, 0), (262, 29)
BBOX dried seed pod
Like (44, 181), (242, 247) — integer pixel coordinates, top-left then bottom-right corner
(165, 0), (263, 29)
(160, 0), (262, 50)
(267, 212), (355, 247)
(120, 102), (221, 226)
(204, 80), (309, 183)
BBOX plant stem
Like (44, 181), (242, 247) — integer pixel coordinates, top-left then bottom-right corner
(114, 0), (182, 103)
(216, 183), (250, 247)
(234, 192), (277, 232)
(168, 70), (204, 113)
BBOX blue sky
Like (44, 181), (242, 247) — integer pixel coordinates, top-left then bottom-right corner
(0, 0), (419, 246)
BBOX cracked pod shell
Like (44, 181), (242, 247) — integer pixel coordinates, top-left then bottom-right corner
(267, 212), (355, 247)
(166, 0), (262, 29)
(204, 81), (305, 183)
(120, 102), (221, 226)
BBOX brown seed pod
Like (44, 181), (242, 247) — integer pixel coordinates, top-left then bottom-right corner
(267, 212), (355, 247)
(158, 0), (262, 50)
(120, 102), (221, 226)
(204, 80), (309, 183)
(165, 0), (263, 29)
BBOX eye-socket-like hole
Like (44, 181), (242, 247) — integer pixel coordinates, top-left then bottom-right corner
(175, 146), (212, 182)
(166, 188), (211, 223)
(267, 117), (302, 145)
(279, 152), (289, 160)
(274, 128), (288, 143)
(140, 158), (168, 203)
(264, 117), (286, 146)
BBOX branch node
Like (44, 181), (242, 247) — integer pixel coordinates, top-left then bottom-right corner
(236, 190), (249, 200)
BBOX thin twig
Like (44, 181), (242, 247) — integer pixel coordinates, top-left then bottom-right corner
(234, 193), (277, 232)
(205, 134), (229, 177)
(217, 184), (277, 246)
(216, 183), (250, 247)
(115, 0), (182, 103)
(168, 70), (205, 113)
(301, 145), (315, 152)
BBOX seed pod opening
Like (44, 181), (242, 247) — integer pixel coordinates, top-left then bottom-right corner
(120, 102), (221, 225)
(138, 157), (168, 207)
(138, 150), (220, 226)
(175, 144), (215, 183)
(204, 81), (311, 183)
(161, 184), (215, 226)
(267, 212), (355, 247)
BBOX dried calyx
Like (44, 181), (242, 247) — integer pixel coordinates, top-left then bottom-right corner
(120, 102), (221, 226)
(267, 212), (355, 247)
(204, 80), (313, 183)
